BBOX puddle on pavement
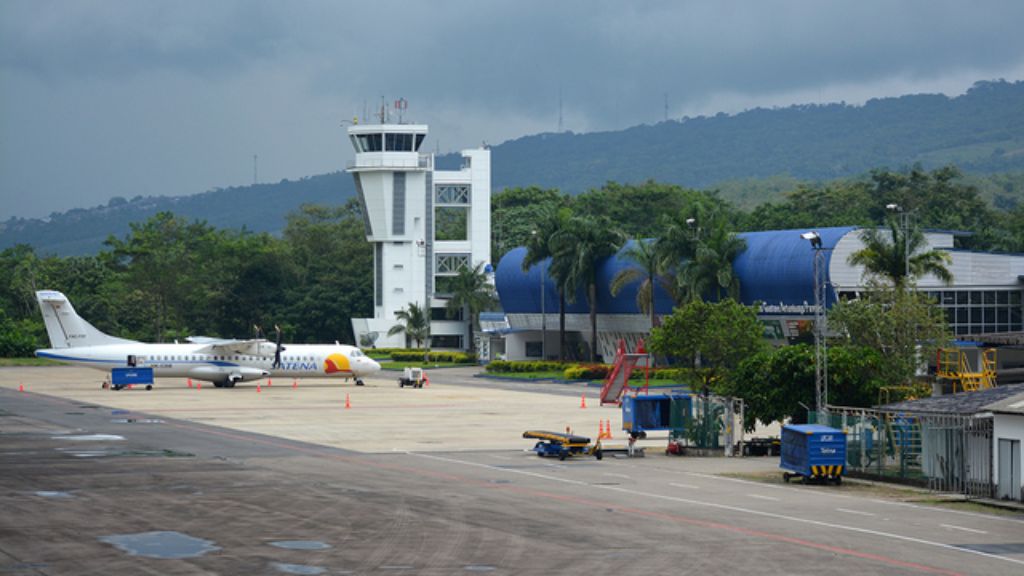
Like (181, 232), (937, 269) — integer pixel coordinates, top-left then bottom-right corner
(269, 540), (331, 551)
(53, 434), (125, 442)
(272, 563), (327, 575)
(35, 491), (74, 499)
(111, 418), (164, 424)
(99, 531), (220, 559)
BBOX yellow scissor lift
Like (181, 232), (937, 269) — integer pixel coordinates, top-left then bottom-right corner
(936, 348), (997, 393)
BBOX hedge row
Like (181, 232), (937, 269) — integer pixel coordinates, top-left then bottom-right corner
(486, 360), (687, 382)
(486, 360), (567, 373)
(388, 350), (478, 364)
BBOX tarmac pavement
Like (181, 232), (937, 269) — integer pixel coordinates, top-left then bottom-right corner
(2, 366), (1023, 575)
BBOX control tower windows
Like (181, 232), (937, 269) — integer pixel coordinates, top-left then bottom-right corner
(355, 133), (383, 152)
(386, 133), (414, 151)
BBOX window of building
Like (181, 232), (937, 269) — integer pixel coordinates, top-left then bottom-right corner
(356, 133), (382, 152)
(431, 307), (463, 321)
(434, 253), (469, 296)
(435, 184), (470, 205)
(525, 341), (543, 358)
(435, 207), (468, 241)
(385, 133), (414, 151)
(430, 334), (463, 349)
(927, 289), (1023, 335)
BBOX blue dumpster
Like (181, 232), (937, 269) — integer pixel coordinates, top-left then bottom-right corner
(780, 424), (846, 485)
(111, 367), (154, 391)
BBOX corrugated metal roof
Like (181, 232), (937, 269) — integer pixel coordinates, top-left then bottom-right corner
(878, 384), (1024, 414)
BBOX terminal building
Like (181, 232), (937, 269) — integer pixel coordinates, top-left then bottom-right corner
(494, 226), (1024, 373)
(347, 120), (491, 350)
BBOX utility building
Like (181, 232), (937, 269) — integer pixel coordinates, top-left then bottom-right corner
(347, 119), (491, 350)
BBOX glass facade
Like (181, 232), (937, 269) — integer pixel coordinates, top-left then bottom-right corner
(922, 289), (1022, 336)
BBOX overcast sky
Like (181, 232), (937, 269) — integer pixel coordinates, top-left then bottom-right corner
(2, 1), (1023, 220)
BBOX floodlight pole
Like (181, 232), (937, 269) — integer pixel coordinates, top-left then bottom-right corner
(813, 246), (829, 419)
(802, 231), (830, 421)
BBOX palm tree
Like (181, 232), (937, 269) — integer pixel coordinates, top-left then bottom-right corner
(387, 302), (430, 360)
(609, 238), (671, 331)
(848, 219), (953, 289)
(658, 206), (746, 303)
(445, 262), (499, 355)
(676, 221), (747, 301)
(549, 215), (624, 362)
(522, 207), (572, 361)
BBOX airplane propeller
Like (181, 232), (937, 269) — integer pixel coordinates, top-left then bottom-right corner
(273, 324), (286, 369)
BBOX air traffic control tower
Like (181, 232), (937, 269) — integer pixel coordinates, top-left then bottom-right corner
(346, 116), (491, 350)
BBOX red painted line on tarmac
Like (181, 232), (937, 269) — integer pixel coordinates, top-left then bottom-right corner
(164, 421), (963, 575)
(152, 403), (461, 413)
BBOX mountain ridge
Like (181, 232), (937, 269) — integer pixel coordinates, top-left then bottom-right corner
(5, 79), (1023, 256)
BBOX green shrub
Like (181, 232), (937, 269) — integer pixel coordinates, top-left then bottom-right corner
(388, 350), (477, 364)
(562, 363), (611, 380)
(485, 360), (565, 373)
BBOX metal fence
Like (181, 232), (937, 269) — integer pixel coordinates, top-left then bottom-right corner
(814, 407), (994, 499)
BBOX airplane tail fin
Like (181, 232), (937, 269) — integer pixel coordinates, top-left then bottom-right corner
(35, 290), (136, 349)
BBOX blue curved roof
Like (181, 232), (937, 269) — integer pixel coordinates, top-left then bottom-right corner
(495, 227), (855, 315)
(733, 227), (853, 310)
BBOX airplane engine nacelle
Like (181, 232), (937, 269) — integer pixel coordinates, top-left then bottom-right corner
(190, 365), (269, 384)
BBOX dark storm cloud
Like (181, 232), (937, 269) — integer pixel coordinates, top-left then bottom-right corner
(2, 0), (1023, 219)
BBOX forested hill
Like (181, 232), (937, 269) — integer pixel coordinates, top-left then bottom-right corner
(4, 79), (1023, 256)
(490, 79), (1024, 193)
(0, 172), (354, 256)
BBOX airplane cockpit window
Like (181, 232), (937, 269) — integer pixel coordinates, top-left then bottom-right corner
(350, 350), (363, 357)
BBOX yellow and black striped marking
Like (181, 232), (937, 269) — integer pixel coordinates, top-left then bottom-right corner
(811, 465), (843, 477)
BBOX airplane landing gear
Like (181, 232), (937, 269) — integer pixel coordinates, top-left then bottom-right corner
(356, 379), (365, 386)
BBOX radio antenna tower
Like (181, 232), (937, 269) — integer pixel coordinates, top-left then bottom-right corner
(253, 154), (258, 185)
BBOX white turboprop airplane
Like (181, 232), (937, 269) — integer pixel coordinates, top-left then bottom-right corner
(34, 290), (381, 388)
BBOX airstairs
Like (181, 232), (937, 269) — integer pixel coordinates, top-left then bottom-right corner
(600, 339), (651, 406)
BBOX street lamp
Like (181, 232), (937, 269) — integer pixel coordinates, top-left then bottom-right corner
(886, 203), (910, 285)
(531, 230), (547, 360)
(801, 230), (829, 420)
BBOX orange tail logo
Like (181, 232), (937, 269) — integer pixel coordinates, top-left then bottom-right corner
(324, 353), (351, 374)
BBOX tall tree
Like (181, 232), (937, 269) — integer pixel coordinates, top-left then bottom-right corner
(847, 219), (953, 290)
(648, 299), (766, 394)
(521, 206), (573, 361)
(387, 302), (430, 357)
(445, 261), (498, 354)
(828, 283), (952, 386)
(609, 238), (670, 332)
(549, 215), (624, 361)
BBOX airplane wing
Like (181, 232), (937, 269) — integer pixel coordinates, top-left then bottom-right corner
(186, 337), (274, 357)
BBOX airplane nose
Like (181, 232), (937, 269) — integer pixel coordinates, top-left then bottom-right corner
(369, 358), (381, 373)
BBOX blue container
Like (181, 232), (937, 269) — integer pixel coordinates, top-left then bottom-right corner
(780, 424), (846, 484)
(622, 394), (691, 436)
(111, 367), (154, 390)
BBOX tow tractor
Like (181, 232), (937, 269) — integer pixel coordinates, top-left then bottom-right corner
(398, 367), (425, 388)
(523, 430), (603, 461)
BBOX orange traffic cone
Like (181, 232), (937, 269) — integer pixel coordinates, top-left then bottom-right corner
(197, 381), (202, 390)
(257, 384), (262, 393)
(605, 419), (614, 439)
(423, 372), (429, 387)
(598, 420), (606, 439)
(580, 394), (587, 409)
(345, 393), (351, 409)
(267, 378), (272, 387)
(292, 379), (297, 389)
(187, 378), (193, 388)
(19, 383), (24, 392)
